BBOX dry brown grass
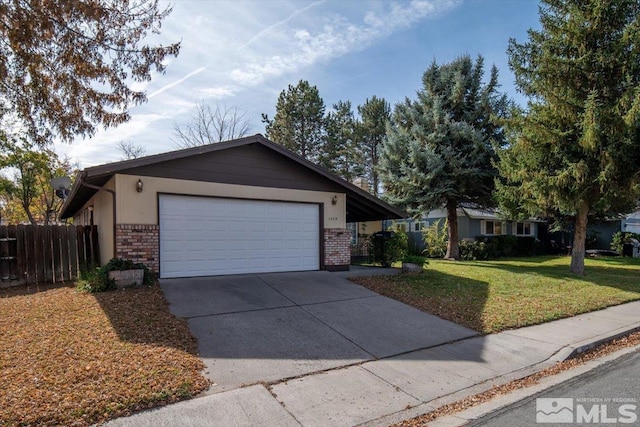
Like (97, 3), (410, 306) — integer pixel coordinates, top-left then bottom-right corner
(0, 283), (209, 426)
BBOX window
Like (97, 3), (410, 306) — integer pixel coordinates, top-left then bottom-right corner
(395, 222), (407, 232)
(482, 220), (505, 235)
(413, 221), (425, 232)
(347, 222), (357, 245)
(515, 222), (533, 236)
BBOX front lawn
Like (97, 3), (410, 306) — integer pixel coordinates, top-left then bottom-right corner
(351, 256), (640, 334)
(0, 284), (209, 426)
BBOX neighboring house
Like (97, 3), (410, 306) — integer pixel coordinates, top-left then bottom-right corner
(622, 210), (640, 234)
(585, 218), (622, 250)
(384, 206), (543, 241)
(586, 209), (640, 250)
(59, 134), (404, 278)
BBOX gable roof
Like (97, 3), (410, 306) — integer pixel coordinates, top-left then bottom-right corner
(60, 134), (405, 222)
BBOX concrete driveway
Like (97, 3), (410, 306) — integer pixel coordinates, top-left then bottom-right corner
(160, 269), (477, 393)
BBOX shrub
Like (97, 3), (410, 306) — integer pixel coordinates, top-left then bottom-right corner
(423, 219), (447, 258)
(371, 231), (408, 267)
(459, 240), (489, 260)
(515, 236), (543, 256)
(77, 258), (154, 293)
(76, 267), (111, 293)
(460, 235), (543, 260)
(610, 231), (640, 254)
(402, 254), (428, 267)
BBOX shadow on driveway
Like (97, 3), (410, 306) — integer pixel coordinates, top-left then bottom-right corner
(160, 270), (481, 393)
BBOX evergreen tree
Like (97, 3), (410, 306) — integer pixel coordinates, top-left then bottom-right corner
(262, 80), (326, 162)
(357, 96), (391, 196)
(379, 55), (508, 260)
(321, 101), (362, 180)
(499, 0), (640, 275)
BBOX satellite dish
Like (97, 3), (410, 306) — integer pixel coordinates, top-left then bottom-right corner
(50, 176), (72, 200)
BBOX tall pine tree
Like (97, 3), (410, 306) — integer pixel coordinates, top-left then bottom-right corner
(262, 80), (326, 163)
(357, 96), (391, 196)
(379, 55), (508, 260)
(321, 101), (362, 181)
(498, 0), (640, 275)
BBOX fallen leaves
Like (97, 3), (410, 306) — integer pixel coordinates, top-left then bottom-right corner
(393, 331), (640, 427)
(0, 283), (209, 426)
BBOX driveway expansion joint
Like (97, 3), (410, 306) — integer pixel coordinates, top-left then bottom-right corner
(181, 303), (297, 319)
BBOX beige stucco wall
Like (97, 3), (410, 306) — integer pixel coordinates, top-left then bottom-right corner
(73, 178), (115, 265)
(114, 174), (347, 228)
(71, 174), (347, 266)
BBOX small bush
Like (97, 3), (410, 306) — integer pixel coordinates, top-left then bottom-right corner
(423, 219), (447, 258)
(460, 235), (543, 260)
(371, 231), (408, 267)
(611, 231), (640, 254)
(76, 267), (113, 293)
(459, 240), (490, 260)
(77, 258), (154, 293)
(402, 254), (428, 267)
(515, 236), (543, 256)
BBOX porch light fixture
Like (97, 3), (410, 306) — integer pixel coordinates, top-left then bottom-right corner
(331, 195), (338, 205)
(136, 179), (144, 193)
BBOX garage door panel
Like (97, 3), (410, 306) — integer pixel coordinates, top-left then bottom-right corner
(160, 195), (319, 278)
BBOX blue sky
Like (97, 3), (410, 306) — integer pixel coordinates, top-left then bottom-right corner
(55, 0), (541, 168)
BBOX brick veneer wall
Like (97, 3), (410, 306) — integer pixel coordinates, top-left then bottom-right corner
(115, 224), (159, 273)
(323, 228), (351, 271)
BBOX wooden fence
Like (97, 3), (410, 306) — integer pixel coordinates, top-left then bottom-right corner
(0, 225), (99, 286)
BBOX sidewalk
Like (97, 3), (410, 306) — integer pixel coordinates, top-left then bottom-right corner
(105, 300), (640, 427)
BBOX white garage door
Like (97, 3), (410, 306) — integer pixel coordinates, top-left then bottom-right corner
(159, 195), (320, 278)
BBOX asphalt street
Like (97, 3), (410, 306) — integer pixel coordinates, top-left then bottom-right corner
(467, 350), (640, 427)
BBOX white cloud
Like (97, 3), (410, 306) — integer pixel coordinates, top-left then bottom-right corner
(236, 0), (326, 51)
(57, 113), (173, 167)
(228, 0), (460, 87)
(197, 86), (238, 99)
(54, 0), (464, 168)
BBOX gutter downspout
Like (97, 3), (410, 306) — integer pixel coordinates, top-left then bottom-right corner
(79, 179), (117, 259)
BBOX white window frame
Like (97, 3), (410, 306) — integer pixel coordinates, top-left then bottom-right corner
(514, 222), (534, 236)
(395, 222), (407, 232)
(413, 221), (426, 232)
(481, 220), (507, 236)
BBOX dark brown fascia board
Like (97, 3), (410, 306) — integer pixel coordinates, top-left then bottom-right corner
(61, 133), (406, 220)
(59, 170), (87, 219)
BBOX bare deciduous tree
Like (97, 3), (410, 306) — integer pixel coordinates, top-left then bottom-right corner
(172, 102), (253, 148)
(117, 140), (146, 160)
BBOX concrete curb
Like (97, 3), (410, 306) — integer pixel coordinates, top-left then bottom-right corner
(550, 323), (640, 362)
(424, 344), (640, 427)
(359, 326), (640, 427)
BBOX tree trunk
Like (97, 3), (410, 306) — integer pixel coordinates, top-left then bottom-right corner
(23, 203), (36, 225)
(570, 200), (589, 275)
(445, 200), (459, 260)
(371, 145), (379, 196)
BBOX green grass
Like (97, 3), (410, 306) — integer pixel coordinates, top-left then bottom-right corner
(351, 256), (640, 334)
